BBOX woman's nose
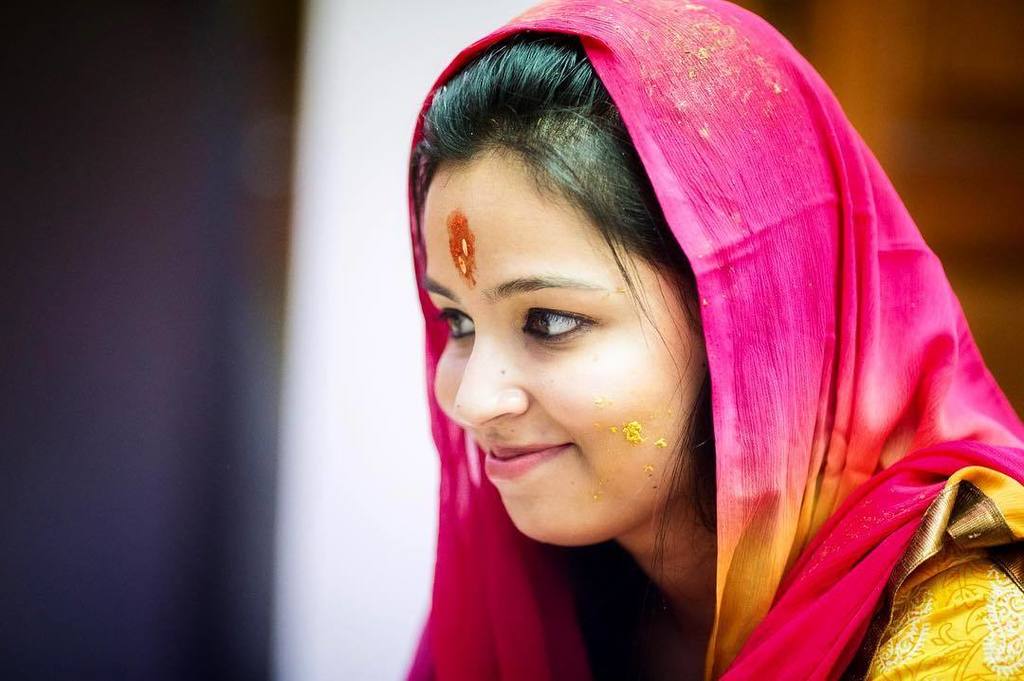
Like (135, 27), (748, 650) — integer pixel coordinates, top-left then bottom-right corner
(451, 343), (528, 428)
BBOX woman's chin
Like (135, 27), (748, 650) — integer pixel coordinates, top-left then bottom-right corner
(503, 503), (613, 547)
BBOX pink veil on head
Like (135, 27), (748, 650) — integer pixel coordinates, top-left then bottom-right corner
(404, 1), (1024, 679)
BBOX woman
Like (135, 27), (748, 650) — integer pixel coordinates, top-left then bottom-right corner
(403, 1), (1024, 679)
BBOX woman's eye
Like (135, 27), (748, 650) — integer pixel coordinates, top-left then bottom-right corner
(524, 309), (592, 342)
(437, 307), (592, 343)
(438, 309), (474, 339)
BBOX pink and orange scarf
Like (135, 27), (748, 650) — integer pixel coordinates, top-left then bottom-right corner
(404, 1), (1024, 678)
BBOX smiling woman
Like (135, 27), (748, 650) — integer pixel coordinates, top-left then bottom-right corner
(422, 149), (709, 545)
(419, 149), (716, 675)
(411, 33), (718, 677)
(403, 3), (1024, 681)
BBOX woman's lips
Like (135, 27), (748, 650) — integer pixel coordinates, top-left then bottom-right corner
(484, 443), (572, 481)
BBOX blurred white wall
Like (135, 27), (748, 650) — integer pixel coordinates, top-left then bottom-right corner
(274, 1), (532, 679)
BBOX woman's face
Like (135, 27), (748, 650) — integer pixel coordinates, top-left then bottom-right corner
(422, 151), (707, 547)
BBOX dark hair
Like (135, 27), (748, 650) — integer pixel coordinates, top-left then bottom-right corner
(410, 32), (716, 677)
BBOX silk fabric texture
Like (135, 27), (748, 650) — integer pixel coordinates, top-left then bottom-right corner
(404, 1), (1024, 679)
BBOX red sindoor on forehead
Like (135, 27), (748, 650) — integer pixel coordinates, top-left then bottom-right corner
(447, 209), (477, 287)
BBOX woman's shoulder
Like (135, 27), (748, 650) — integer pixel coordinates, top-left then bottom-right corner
(865, 543), (1024, 680)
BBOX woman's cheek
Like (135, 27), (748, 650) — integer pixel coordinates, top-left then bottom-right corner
(539, 353), (610, 416)
(564, 342), (681, 466)
(432, 350), (462, 417)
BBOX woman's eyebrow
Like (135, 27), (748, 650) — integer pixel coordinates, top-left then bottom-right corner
(422, 273), (608, 304)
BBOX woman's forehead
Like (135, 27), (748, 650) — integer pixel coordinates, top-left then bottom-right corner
(422, 154), (613, 273)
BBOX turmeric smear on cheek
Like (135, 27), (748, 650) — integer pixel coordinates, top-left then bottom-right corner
(621, 420), (645, 444)
(446, 209), (477, 287)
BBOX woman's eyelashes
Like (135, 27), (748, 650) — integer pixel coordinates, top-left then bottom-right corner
(438, 308), (474, 339)
(437, 308), (594, 343)
(523, 309), (593, 342)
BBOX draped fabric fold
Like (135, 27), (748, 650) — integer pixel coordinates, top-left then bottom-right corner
(404, 1), (1024, 678)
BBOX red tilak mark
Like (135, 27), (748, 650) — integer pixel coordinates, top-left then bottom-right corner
(447, 209), (477, 287)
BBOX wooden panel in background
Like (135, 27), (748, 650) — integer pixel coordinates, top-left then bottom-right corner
(736, 0), (1024, 415)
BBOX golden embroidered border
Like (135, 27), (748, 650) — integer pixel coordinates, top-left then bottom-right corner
(841, 480), (1023, 680)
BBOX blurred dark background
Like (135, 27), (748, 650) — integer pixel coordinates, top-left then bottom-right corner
(2, 3), (298, 679)
(0, 1), (1019, 680)
(745, 0), (1024, 409)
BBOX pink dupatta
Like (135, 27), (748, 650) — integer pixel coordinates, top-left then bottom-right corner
(404, 1), (1024, 678)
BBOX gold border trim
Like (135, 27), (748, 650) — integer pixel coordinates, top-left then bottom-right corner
(841, 479), (1023, 680)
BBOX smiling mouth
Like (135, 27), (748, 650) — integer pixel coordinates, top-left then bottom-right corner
(483, 443), (573, 481)
(489, 443), (572, 460)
